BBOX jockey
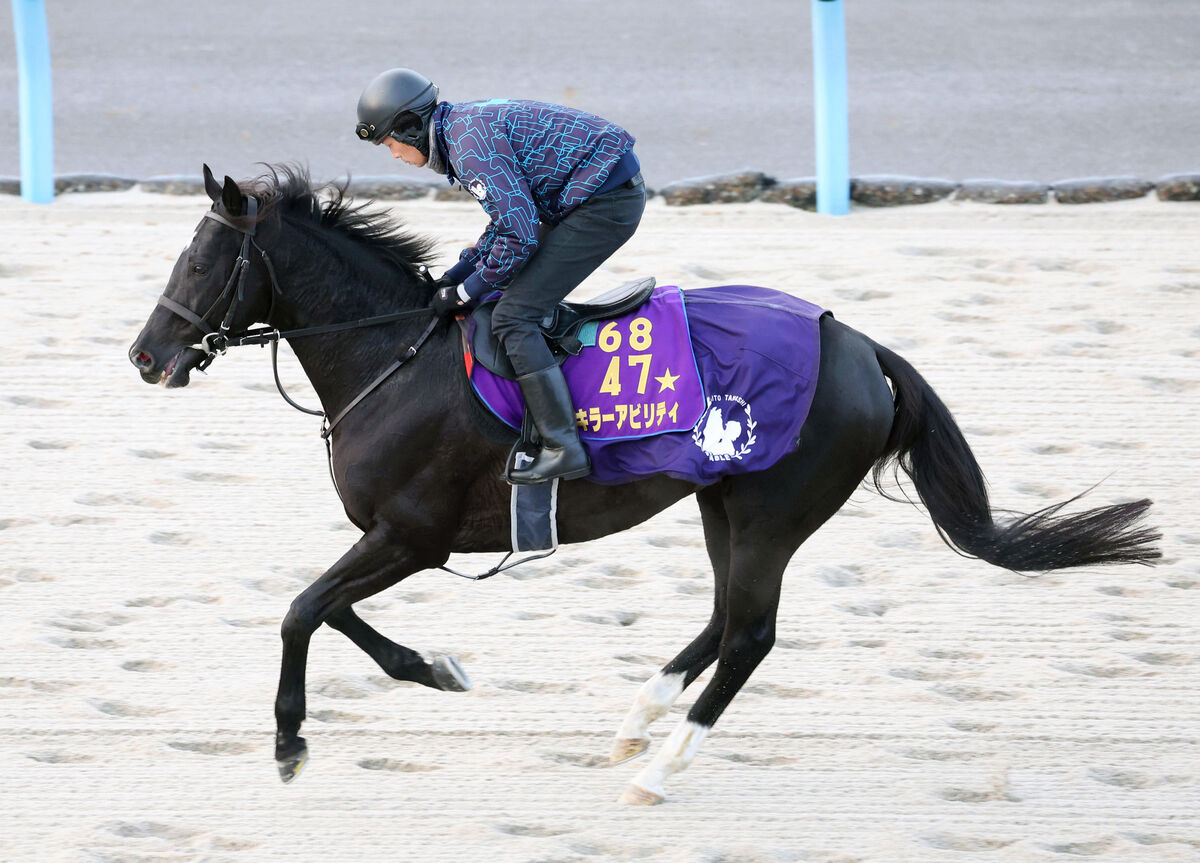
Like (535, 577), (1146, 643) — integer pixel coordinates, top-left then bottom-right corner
(356, 68), (645, 485)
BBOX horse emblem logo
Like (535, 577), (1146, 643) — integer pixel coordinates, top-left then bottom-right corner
(693, 394), (757, 461)
(467, 179), (488, 202)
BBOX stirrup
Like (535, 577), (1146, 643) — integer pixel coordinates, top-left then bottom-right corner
(505, 443), (590, 485)
(504, 413), (589, 484)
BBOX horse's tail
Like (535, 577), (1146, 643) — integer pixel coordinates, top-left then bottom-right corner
(869, 341), (1161, 571)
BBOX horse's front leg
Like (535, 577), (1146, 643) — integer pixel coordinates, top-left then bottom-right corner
(274, 527), (443, 782)
(325, 607), (471, 692)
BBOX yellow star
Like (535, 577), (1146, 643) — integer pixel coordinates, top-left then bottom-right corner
(655, 368), (680, 392)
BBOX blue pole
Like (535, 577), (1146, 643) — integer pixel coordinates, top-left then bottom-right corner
(11, 0), (54, 203)
(811, 0), (849, 215)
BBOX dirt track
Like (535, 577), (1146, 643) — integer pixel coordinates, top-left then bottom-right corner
(2, 193), (1197, 861)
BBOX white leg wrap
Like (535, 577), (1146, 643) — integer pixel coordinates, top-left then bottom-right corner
(615, 671), (686, 740)
(628, 719), (710, 798)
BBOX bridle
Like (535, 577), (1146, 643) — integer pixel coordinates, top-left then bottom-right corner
(156, 197), (278, 369)
(155, 195), (438, 439)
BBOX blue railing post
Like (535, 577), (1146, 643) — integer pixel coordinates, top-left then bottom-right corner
(11, 0), (54, 203)
(811, 0), (849, 215)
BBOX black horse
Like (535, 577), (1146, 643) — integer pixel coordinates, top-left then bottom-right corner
(129, 166), (1159, 805)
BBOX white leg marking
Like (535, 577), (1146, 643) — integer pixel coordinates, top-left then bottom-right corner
(615, 671), (686, 741)
(625, 719), (710, 800)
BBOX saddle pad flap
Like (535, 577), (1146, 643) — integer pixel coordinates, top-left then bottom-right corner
(468, 284), (826, 488)
(511, 479), (559, 552)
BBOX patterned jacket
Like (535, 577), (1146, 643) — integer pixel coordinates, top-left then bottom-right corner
(431, 100), (635, 299)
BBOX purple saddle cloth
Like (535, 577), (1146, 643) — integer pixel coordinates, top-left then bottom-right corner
(467, 284), (826, 485)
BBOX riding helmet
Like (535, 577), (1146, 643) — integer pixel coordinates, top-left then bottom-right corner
(356, 68), (439, 152)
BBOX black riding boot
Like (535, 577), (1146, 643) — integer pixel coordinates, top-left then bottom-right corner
(508, 365), (591, 484)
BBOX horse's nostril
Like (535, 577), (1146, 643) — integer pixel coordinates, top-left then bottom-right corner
(131, 349), (154, 370)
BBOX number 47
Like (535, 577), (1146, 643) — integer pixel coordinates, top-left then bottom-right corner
(600, 354), (652, 396)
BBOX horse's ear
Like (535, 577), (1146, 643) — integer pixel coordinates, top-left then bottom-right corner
(221, 174), (246, 216)
(203, 164), (222, 202)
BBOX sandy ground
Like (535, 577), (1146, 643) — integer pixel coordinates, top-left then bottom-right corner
(1, 192), (1198, 862)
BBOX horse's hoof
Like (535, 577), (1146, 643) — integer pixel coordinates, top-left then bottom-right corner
(430, 654), (472, 692)
(276, 747), (309, 783)
(609, 737), (650, 765)
(618, 783), (664, 806)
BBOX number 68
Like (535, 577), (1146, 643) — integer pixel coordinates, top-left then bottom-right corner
(599, 317), (653, 352)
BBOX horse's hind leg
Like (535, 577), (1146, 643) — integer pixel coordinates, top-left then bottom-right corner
(620, 448), (884, 802)
(618, 517), (796, 805)
(610, 486), (730, 763)
(326, 607), (471, 692)
(614, 316), (895, 803)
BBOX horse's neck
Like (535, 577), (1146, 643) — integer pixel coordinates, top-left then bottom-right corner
(265, 228), (430, 415)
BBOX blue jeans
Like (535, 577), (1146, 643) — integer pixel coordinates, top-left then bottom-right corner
(491, 175), (646, 377)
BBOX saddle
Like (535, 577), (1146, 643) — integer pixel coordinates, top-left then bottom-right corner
(468, 277), (656, 380)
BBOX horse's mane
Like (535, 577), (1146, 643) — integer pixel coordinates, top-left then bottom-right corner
(245, 163), (437, 280)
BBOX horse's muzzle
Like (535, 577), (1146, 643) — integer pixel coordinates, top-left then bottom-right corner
(128, 342), (206, 388)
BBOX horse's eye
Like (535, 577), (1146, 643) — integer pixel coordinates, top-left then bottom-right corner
(192, 264), (209, 276)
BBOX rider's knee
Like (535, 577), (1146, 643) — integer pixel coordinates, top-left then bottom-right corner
(488, 302), (535, 341)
